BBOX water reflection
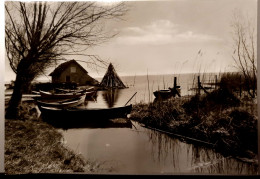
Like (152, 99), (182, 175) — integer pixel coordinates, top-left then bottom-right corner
(60, 120), (258, 175)
(39, 89), (134, 130)
(144, 127), (258, 174)
(55, 80), (258, 174)
(102, 89), (122, 108)
(81, 89), (131, 109)
(41, 114), (133, 130)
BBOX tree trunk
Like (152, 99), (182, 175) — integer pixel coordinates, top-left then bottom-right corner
(5, 56), (39, 119)
(5, 73), (28, 119)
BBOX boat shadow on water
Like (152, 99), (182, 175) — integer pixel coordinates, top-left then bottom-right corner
(35, 88), (134, 130)
(40, 114), (133, 130)
(38, 104), (133, 130)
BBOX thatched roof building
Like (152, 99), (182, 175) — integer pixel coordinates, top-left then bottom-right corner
(99, 63), (126, 89)
(49, 59), (99, 86)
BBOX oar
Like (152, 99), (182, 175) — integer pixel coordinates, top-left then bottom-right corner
(124, 92), (137, 106)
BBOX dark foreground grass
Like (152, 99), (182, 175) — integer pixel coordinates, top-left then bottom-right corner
(130, 89), (258, 166)
(4, 101), (105, 174)
(5, 119), (86, 174)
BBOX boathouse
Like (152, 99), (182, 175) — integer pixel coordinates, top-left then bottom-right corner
(49, 59), (99, 86)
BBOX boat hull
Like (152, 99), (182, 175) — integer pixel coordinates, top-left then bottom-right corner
(55, 87), (96, 94)
(40, 90), (86, 99)
(39, 104), (133, 121)
(153, 88), (181, 99)
(36, 93), (86, 108)
(153, 90), (173, 98)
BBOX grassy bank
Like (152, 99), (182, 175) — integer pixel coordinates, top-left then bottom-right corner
(5, 100), (132, 174)
(4, 101), (101, 174)
(129, 88), (258, 166)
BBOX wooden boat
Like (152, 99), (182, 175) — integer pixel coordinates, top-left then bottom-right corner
(82, 90), (97, 98)
(154, 76), (181, 99)
(153, 89), (174, 98)
(55, 88), (87, 93)
(39, 104), (133, 120)
(153, 87), (181, 99)
(36, 93), (86, 109)
(55, 86), (95, 93)
(54, 87), (97, 98)
(39, 90), (90, 99)
(82, 86), (96, 92)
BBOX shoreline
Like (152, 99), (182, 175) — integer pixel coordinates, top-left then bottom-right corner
(4, 100), (133, 174)
(4, 101), (90, 174)
(4, 88), (258, 174)
(129, 94), (258, 166)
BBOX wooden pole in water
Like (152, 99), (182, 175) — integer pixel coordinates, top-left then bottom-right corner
(124, 92), (137, 106)
(197, 76), (201, 95)
(174, 77), (177, 88)
(172, 76), (181, 97)
(172, 77), (177, 97)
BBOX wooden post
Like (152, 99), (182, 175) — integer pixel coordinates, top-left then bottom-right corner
(173, 77), (177, 97)
(174, 76), (177, 88)
(197, 76), (201, 95)
(172, 76), (181, 97)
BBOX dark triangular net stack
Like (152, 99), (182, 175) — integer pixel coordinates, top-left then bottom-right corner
(99, 63), (126, 89)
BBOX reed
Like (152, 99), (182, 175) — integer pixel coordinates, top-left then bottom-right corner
(130, 82), (258, 163)
(146, 69), (151, 103)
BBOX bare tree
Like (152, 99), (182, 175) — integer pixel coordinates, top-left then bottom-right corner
(5, 1), (127, 119)
(231, 9), (257, 98)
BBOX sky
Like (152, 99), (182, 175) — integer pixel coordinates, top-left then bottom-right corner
(3, 0), (258, 82)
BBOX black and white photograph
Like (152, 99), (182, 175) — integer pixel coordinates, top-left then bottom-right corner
(1, 0), (259, 175)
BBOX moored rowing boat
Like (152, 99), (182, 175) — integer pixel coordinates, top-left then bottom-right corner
(39, 104), (133, 120)
(37, 93), (86, 109)
(39, 90), (86, 99)
(153, 89), (173, 98)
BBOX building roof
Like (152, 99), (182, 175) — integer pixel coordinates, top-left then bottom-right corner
(49, 59), (88, 76)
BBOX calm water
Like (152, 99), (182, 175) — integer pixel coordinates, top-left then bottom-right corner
(61, 121), (258, 175)
(58, 73), (258, 175)
(85, 73), (219, 107)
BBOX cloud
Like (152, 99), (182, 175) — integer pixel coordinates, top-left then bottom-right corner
(115, 19), (223, 45)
